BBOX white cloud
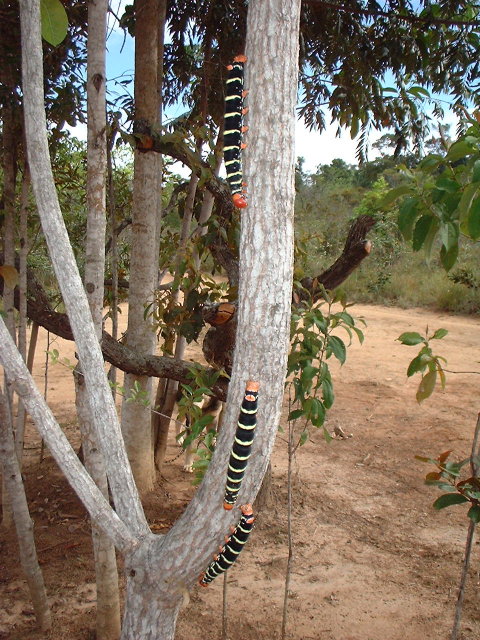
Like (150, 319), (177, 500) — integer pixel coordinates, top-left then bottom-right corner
(295, 120), (383, 173)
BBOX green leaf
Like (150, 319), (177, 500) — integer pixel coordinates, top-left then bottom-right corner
(397, 197), (419, 240)
(412, 215), (434, 252)
(298, 430), (309, 447)
(352, 326), (364, 344)
(467, 196), (480, 239)
(467, 505), (480, 523)
(397, 332), (424, 346)
(435, 176), (460, 193)
(288, 409), (304, 422)
(458, 182), (480, 228)
(440, 242), (459, 272)
(327, 335), (346, 365)
(432, 493), (469, 510)
(416, 369), (437, 403)
(350, 116), (359, 140)
(407, 85), (431, 99)
(380, 185), (412, 208)
(407, 353), (429, 377)
(40, 0), (68, 46)
(446, 140), (475, 162)
(322, 426), (333, 443)
(322, 378), (335, 409)
(431, 328), (448, 340)
(472, 159), (480, 183)
(422, 217), (439, 262)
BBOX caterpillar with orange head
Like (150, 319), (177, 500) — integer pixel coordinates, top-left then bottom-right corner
(198, 504), (255, 586)
(224, 55), (248, 209)
(223, 381), (259, 510)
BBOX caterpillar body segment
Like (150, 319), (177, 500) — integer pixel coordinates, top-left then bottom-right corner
(198, 504), (255, 587)
(223, 381), (259, 510)
(224, 55), (248, 209)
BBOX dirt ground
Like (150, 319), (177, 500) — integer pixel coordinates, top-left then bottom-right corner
(1, 303), (479, 640)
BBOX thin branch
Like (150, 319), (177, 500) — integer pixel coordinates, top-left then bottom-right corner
(304, 0), (480, 28)
(449, 413), (480, 640)
(0, 318), (138, 555)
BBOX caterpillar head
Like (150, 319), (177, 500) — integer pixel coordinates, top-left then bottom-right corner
(232, 193), (248, 209)
(240, 503), (255, 524)
(223, 500), (234, 511)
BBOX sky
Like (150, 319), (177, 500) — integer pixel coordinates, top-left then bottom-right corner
(67, 8), (377, 175)
(74, 4), (457, 176)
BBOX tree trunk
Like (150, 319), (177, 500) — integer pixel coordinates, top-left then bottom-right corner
(78, 1), (121, 635)
(121, 0), (301, 636)
(19, 0), (148, 537)
(14, 168), (30, 462)
(121, 0), (161, 493)
(0, 385), (51, 631)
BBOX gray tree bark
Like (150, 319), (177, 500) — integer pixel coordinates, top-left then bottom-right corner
(76, 0), (121, 636)
(10, 1), (300, 638)
(121, 0), (161, 493)
(18, 0), (148, 537)
(0, 385), (51, 631)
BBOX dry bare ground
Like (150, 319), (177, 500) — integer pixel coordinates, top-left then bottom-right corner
(1, 303), (479, 640)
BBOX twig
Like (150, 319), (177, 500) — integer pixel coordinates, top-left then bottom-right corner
(281, 396), (295, 640)
(449, 412), (480, 640)
(443, 369), (480, 376)
(222, 572), (228, 640)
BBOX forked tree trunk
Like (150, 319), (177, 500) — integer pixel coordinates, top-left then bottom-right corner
(121, 0), (161, 493)
(118, 0), (301, 637)
(13, 0), (300, 638)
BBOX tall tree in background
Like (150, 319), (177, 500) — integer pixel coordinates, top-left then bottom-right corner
(120, 0), (162, 493)
(74, 0), (121, 635)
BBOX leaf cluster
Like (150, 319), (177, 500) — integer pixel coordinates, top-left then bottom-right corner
(416, 449), (480, 523)
(397, 327), (448, 402)
(287, 288), (365, 446)
(175, 364), (227, 485)
(383, 112), (480, 271)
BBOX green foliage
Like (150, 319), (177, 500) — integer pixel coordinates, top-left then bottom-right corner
(175, 365), (227, 485)
(397, 327), (448, 402)
(382, 113), (480, 272)
(287, 288), (365, 446)
(416, 450), (480, 524)
(147, 269), (229, 348)
(40, 0), (68, 46)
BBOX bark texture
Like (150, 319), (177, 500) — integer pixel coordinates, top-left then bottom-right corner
(18, 0), (148, 537)
(0, 386), (51, 631)
(121, 0), (161, 493)
(119, 2), (301, 638)
(77, 1), (122, 634)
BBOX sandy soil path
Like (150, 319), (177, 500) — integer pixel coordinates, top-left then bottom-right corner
(1, 303), (479, 640)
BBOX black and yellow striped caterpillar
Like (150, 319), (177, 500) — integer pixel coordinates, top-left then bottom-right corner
(223, 381), (259, 510)
(198, 504), (255, 586)
(224, 54), (248, 209)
